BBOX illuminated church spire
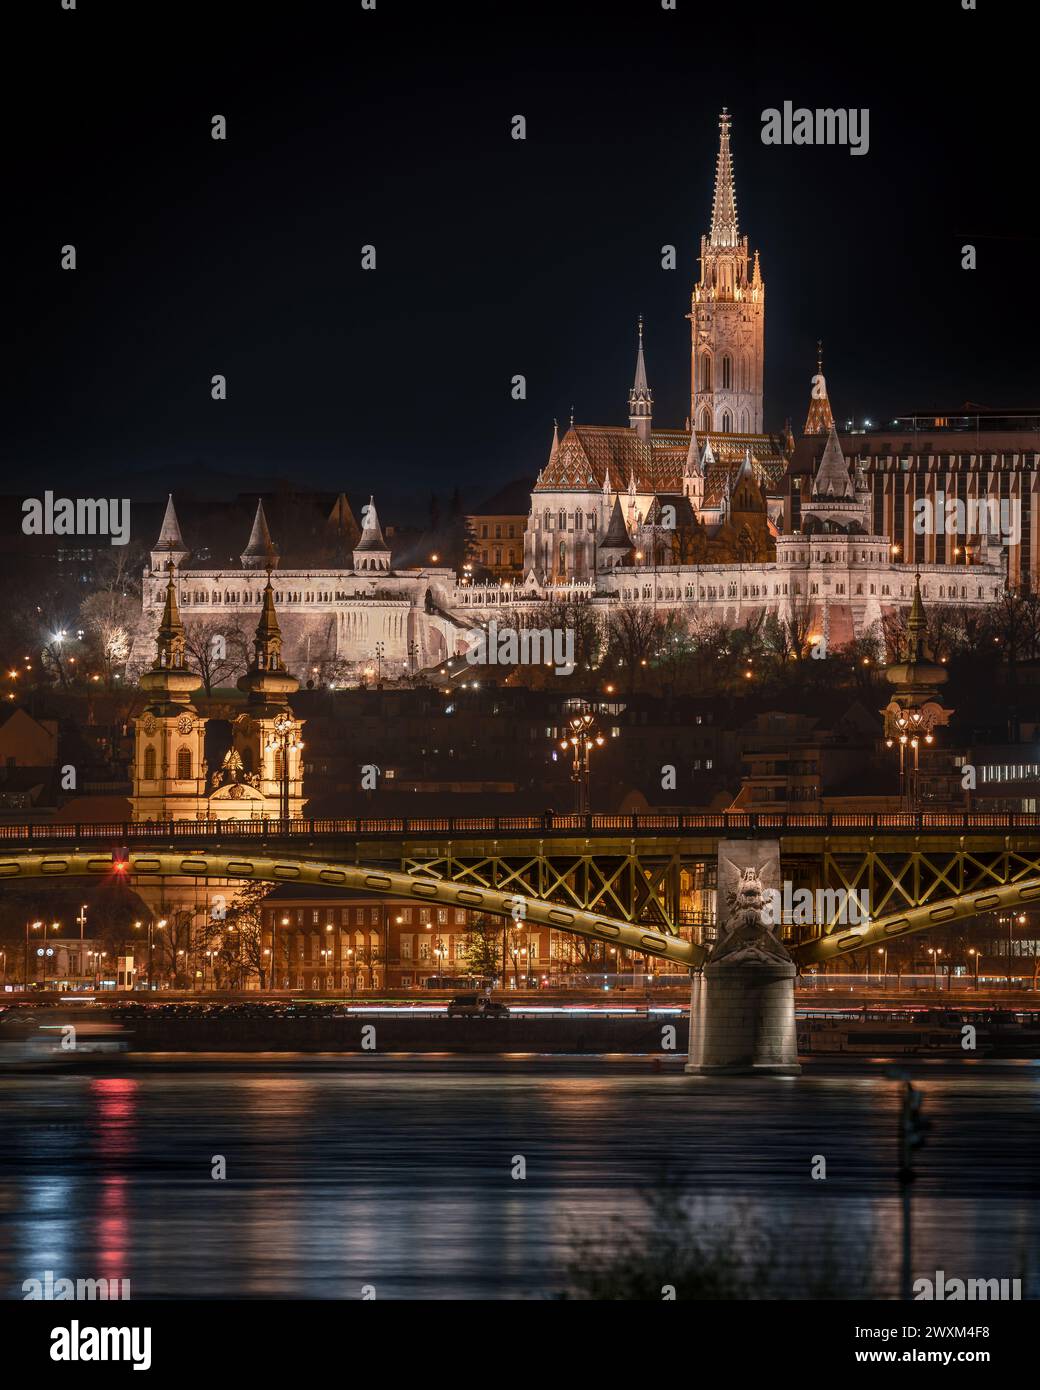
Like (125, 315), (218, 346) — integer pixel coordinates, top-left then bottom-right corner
(804, 341), (836, 435)
(690, 111), (764, 434)
(709, 109), (739, 248)
(628, 317), (653, 442)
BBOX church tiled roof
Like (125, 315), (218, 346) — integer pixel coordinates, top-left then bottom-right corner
(534, 425), (788, 505)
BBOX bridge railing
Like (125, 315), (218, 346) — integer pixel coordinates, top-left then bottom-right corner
(1, 810), (1040, 845)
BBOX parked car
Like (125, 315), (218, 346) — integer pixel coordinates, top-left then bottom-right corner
(446, 994), (509, 1018)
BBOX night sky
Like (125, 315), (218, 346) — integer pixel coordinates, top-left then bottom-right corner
(7, 0), (1036, 522)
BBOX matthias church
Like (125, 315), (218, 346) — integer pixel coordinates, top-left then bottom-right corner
(130, 112), (1011, 682)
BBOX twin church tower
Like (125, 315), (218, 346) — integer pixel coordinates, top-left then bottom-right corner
(132, 562), (306, 823)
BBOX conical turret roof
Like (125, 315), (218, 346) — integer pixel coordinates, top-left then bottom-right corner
(812, 424), (853, 499)
(602, 494), (632, 550)
(354, 495), (389, 552)
(241, 499), (279, 568)
(155, 495), (186, 552)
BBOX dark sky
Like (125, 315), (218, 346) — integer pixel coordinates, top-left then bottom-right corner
(7, 0), (1036, 522)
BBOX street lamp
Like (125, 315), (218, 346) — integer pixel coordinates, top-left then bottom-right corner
(266, 712), (304, 823)
(559, 709), (606, 814)
(155, 918), (167, 989)
(877, 946), (887, 990)
(888, 709), (935, 810)
(272, 915), (290, 992)
(24, 919), (43, 989)
(968, 947), (979, 991)
(928, 947), (942, 990)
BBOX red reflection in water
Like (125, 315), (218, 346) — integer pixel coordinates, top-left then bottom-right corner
(89, 1077), (138, 1158)
(97, 1174), (129, 1283)
(88, 1080), (137, 1286)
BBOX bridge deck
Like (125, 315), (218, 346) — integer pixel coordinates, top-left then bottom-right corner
(0, 811), (1039, 846)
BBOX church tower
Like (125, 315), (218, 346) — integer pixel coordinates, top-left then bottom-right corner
(689, 110), (765, 435)
(627, 318), (653, 443)
(231, 578), (307, 821)
(803, 342), (835, 435)
(132, 563), (207, 822)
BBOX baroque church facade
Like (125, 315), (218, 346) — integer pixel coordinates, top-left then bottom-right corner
(133, 563), (307, 823)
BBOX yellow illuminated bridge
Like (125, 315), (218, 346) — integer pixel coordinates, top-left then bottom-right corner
(2, 812), (1039, 969)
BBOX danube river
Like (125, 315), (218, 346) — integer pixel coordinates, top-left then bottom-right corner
(1, 1059), (1038, 1299)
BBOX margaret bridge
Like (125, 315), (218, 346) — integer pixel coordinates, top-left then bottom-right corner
(1, 811), (1039, 970)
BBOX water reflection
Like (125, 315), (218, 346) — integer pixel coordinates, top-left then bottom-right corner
(0, 1060), (1037, 1299)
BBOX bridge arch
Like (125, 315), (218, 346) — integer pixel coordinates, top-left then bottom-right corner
(792, 877), (1040, 965)
(0, 851), (700, 969)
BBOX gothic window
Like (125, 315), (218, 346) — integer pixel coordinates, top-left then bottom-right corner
(698, 407), (712, 434)
(558, 510), (566, 529)
(176, 747), (192, 779)
(699, 353), (712, 392)
(740, 410), (750, 432)
(722, 411), (732, 432)
(559, 541), (566, 571)
(143, 745), (156, 780)
(721, 356), (732, 390)
(543, 509), (551, 529)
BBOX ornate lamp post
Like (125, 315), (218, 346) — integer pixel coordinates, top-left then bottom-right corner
(559, 709), (605, 814)
(266, 712), (304, 823)
(882, 576), (951, 812)
(885, 709), (935, 810)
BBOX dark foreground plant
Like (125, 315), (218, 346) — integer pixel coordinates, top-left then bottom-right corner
(562, 1187), (876, 1300)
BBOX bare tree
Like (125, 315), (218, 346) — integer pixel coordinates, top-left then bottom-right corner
(80, 590), (137, 688)
(220, 882), (274, 990)
(605, 604), (666, 694)
(182, 617), (252, 695)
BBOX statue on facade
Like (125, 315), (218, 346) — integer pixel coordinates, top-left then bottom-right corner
(709, 861), (792, 965)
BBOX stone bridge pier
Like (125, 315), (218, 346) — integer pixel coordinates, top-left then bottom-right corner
(685, 839), (800, 1076)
